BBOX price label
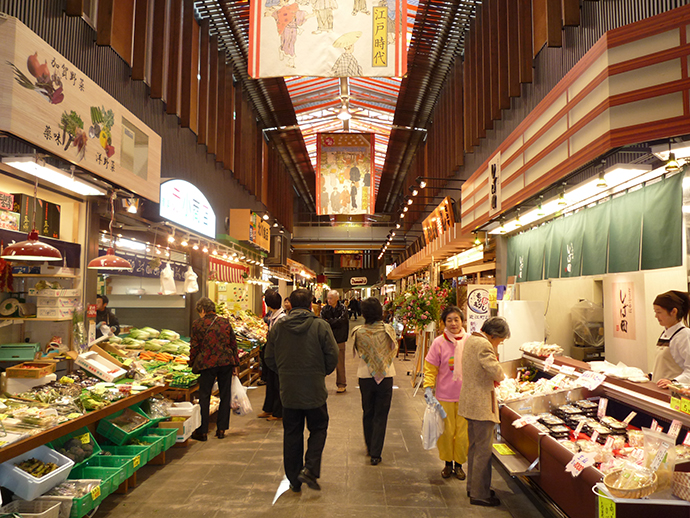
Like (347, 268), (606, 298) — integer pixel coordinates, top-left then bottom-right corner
(493, 444), (516, 455)
(512, 415), (538, 429)
(591, 430), (600, 443)
(91, 485), (101, 500)
(651, 419), (660, 432)
(579, 371), (606, 390)
(78, 433), (90, 445)
(0, 441), (8, 447)
(669, 420), (682, 440)
(544, 353), (555, 372)
(574, 420), (586, 437)
(551, 374), (567, 386)
(682, 399), (690, 415)
(133, 455), (141, 468)
(565, 451), (596, 477)
(598, 398), (608, 419)
(650, 441), (671, 471)
(623, 411), (637, 425)
(560, 365), (576, 376)
(66, 413), (82, 420)
(604, 436), (615, 450)
(0, 414), (8, 421)
(598, 495), (616, 518)
(671, 397), (682, 411)
(683, 431), (690, 446)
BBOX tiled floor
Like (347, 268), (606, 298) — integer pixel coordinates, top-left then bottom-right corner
(95, 318), (548, 517)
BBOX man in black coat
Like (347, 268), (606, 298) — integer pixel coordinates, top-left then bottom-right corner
(321, 290), (350, 393)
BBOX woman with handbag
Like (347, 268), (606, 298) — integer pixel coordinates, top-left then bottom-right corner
(190, 297), (239, 441)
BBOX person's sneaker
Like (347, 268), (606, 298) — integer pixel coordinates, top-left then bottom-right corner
(336, 387), (346, 393)
(297, 468), (321, 490)
(455, 465), (466, 480)
(441, 465), (453, 478)
(470, 496), (501, 507)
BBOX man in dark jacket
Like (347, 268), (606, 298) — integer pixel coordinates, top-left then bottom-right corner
(265, 289), (339, 492)
(321, 290), (350, 393)
(96, 295), (120, 338)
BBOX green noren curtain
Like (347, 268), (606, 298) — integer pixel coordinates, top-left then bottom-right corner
(641, 173), (683, 270)
(608, 187), (645, 273)
(526, 225), (547, 281)
(559, 213), (586, 278)
(507, 232), (530, 282)
(582, 201), (611, 276)
(544, 217), (564, 279)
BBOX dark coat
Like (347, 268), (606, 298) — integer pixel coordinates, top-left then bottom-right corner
(190, 312), (239, 371)
(321, 301), (350, 343)
(96, 308), (120, 337)
(265, 309), (339, 409)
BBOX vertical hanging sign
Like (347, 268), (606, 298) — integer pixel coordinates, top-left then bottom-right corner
(612, 282), (636, 340)
(488, 152), (502, 217)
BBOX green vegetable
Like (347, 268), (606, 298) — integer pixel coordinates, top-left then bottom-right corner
(144, 341), (162, 352)
(160, 329), (180, 341)
(140, 327), (160, 338)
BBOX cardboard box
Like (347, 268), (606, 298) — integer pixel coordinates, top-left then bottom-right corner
(6, 361), (57, 379)
(88, 344), (125, 369)
(0, 211), (19, 231)
(159, 416), (192, 437)
(36, 297), (79, 308)
(36, 307), (73, 319)
(75, 351), (127, 382)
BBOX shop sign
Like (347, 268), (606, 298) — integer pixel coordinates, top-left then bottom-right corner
(0, 17), (162, 201)
(612, 282), (636, 340)
(488, 153), (502, 217)
(86, 304), (97, 319)
(100, 249), (187, 281)
(351, 277), (367, 286)
(159, 179), (216, 239)
(0, 192), (13, 212)
(466, 285), (490, 334)
(249, 213), (270, 252)
(422, 197), (455, 245)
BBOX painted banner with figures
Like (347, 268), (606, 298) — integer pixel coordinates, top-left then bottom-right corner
(248, 0), (407, 78)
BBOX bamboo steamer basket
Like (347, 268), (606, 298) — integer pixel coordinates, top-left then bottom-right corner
(603, 470), (658, 499)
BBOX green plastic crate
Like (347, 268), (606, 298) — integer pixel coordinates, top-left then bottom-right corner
(0, 342), (40, 361)
(96, 407), (152, 446)
(99, 445), (150, 470)
(131, 400), (167, 427)
(68, 466), (121, 499)
(150, 427), (177, 450)
(48, 427), (102, 471)
(69, 486), (103, 518)
(83, 454), (136, 480)
(136, 436), (164, 458)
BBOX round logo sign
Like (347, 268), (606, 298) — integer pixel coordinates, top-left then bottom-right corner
(467, 288), (489, 315)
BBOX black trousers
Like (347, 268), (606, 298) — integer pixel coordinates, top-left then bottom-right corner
(262, 367), (282, 418)
(359, 377), (393, 458)
(259, 347), (268, 382)
(197, 364), (233, 434)
(282, 404), (329, 487)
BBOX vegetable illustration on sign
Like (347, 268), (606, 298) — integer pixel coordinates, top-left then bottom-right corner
(59, 110), (87, 160)
(9, 52), (65, 104)
(90, 106), (116, 158)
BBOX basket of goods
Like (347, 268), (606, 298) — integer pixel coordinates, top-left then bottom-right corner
(603, 466), (657, 499)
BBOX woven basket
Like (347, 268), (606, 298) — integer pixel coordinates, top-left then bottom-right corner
(603, 470), (658, 499)
(672, 472), (690, 502)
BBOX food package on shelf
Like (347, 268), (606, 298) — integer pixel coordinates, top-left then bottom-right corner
(520, 342), (563, 357)
(643, 427), (677, 491)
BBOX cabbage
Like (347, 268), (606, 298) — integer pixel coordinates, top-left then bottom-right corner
(160, 329), (180, 341)
(108, 336), (123, 344)
(144, 341), (162, 352)
(128, 329), (150, 340)
(140, 327), (160, 338)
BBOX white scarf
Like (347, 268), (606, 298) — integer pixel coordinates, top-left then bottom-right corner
(446, 328), (467, 382)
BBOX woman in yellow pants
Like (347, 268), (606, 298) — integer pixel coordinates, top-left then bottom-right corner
(424, 306), (469, 479)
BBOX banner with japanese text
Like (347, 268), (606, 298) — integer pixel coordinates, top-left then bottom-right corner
(612, 282), (636, 340)
(248, 0), (407, 78)
(316, 133), (375, 215)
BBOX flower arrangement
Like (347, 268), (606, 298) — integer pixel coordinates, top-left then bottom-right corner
(395, 284), (441, 331)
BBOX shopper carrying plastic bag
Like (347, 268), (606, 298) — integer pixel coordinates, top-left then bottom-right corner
(421, 402), (445, 450)
(231, 375), (253, 416)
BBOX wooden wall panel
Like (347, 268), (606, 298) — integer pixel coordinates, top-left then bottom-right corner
(562, 0), (580, 27)
(197, 20), (210, 146)
(533, 0), (562, 56)
(216, 53), (226, 164)
(97, 0), (135, 65)
(533, 0), (548, 55)
(207, 37), (219, 154)
(179, 0), (199, 133)
(65, 0), (83, 16)
(131, 0), (149, 81)
(463, 29), (474, 153)
(472, 16), (482, 144)
(506, 0), (521, 97)
(224, 68), (235, 173)
(496, 0), (510, 110)
(488, 0), (500, 120)
(166, 0), (182, 116)
(518, 0), (533, 83)
(149, 0), (167, 99)
(234, 81), (244, 180)
(454, 60), (464, 167)
(481, 4), (492, 131)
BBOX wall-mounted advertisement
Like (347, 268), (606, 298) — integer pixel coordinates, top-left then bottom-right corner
(612, 281), (636, 340)
(466, 284), (490, 335)
(160, 179), (216, 239)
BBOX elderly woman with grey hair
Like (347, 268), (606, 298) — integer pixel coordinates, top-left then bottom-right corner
(458, 316), (510, 507)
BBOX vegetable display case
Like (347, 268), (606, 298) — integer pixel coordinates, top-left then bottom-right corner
(497, 353), (690, 518)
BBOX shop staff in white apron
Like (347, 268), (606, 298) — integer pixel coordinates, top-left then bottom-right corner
(652, 290), (690, 388)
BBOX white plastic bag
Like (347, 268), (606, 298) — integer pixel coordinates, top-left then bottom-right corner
(421, 403), (445, 450)
(231, 375), (253, 416)
(184, 266), (199, 293)
(160, 263), (177, 295)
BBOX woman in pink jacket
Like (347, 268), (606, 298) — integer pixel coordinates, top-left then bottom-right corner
(423, 306), (469, 480)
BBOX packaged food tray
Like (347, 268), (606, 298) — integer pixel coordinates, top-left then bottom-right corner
(96, 407), (152, 445)
(0, 499), (61, 518)
(48, 428), (102, 471)
(0, 445), (74, 501)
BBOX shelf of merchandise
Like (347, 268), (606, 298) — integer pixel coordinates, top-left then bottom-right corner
(12, 274), (78, 279)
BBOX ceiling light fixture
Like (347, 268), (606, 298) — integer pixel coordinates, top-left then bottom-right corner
(193, 242), (199, 251)
(3, 157), (106, 197)
(395, 223), (401, 229)
(181, 236), (189, 247)
(122, 197), (140, 214)
(474, 233), (481, 246)
(337, 102), (352, 121)
(262, 212), (270, 221)
(202, 244), (209, 253)
(409, 186), (419, 196)
(273, 219), (279, 228)
(666, 152), (680, 173)
(87, 193), (133, 271)
(407, 198), (413, 206)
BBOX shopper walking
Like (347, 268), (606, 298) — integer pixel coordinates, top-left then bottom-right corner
(353, 297), (397, 466)
(265, 289), (339, 492)
(423, 306), (469, 480)
(458, 316), (509, 507)
(189, 297), (239, 441)
(259, 289), (286, 421)
(321, 290), (350, 393)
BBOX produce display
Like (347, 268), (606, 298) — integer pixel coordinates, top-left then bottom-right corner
(107, 408), (149, 433)
(520, 341), (564, 357)
(45, 480), (100, 498)
(495, 374), (583, 402)
(55, 437), (95, 464)
(15, 458), (58, 478)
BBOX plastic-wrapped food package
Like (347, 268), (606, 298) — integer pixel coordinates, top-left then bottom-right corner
(643, 427), (677, 491)
(628, 430), (645, 448)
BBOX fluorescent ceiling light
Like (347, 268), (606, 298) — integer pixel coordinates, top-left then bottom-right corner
(3, 157), (106, 196)
(652, 142), (690, 160)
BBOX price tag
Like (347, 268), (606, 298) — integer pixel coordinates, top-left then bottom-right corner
(669, 420), (682, 440)
(650, 442), (671, 471)
(0, 414), (8, 421)
(651, 419), (660, 432)
(560, 365), (576, 376)
(0, 441), (8, 447)
(512, 415), (538, 429)
(133, 455), (141, 468)
(578, 371), (606, 390)
(597, 398), (608, 419)
(671, 397), (682, 411)
(550, 374), (567, 386)
(66, 413), (82, 420)
(78, 433), (90, 445)
(598, 495), (616, 518)
(682, 399), (690, 415)
(591, 430), (600, 443)
(544, 353), (555, 372)
(683, 431), (690, 446)
(604, 436), (615, 450)
(574, 420), (586, 437)
(493, 444), (516, 455)
(623, 411), (637, 425)
(565, 451), (596, 477)
(90, 485), (101, 501)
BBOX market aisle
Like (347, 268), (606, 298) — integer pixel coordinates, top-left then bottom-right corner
(95, 317), (545, 518)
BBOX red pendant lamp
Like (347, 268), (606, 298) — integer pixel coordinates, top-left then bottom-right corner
(0, 178), (62, 262)
(87, 193), (133, 271)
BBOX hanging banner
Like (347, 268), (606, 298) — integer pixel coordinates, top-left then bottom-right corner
(422, 197), (455, 245)
(612, 281), (636, 340)
(210, 257), (249, 284)
(248, 0), (407, 78)
(316, 133), (375, 215)
(249, 212), (271, 252)
(466, 284), (491, 335)
(340, 254), (363, 268)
